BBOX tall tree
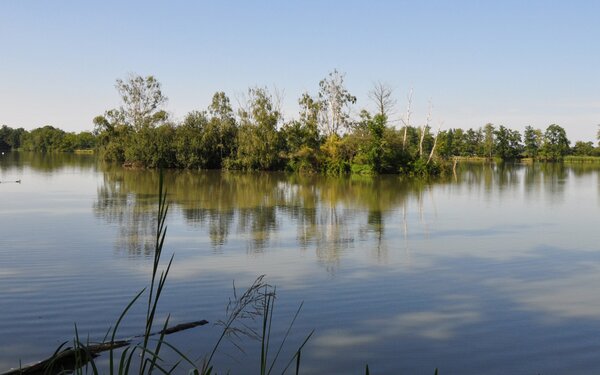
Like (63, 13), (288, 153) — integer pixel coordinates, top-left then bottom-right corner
(280, 92), (322, 172)
(318, 70), (357, 137)
(464, 128), (482, 156)
(355, 111), (388, 173)
(368, 82), (396, 119)
(0, 125), (26, 150)
(572, 141), (595, 156)
(234, 87), (282, 170)
(94, 74), (170, 165)
(494, 125), (522, 159)
(21, 126), (65, 152)
(115, 74), (168, 131)
(523, 125), (542, 158)
(483, 123), (495, 158)
(208, 91), (237, 164)
(174, 110), (210, 169)
(541, 124), (570, 160)
(452, 128), (466, 156)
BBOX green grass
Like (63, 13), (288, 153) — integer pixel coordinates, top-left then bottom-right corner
(564, 155), (600, 163)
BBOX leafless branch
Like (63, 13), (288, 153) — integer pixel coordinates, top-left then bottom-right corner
(368, 81), (396, 118)
(401, 88), (413, 150)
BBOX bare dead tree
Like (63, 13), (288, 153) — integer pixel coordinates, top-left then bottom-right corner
(427, 121), (443, 165)
(401, 88), (413, 150)
(368, 81), (396, 118)
(419, 100), (433, 158)
(272, 85), (286, 126)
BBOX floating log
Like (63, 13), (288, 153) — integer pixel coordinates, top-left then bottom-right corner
(1, 320), (208, 375)
(1, 341), (129, 375)
(157, 320), (208, 335)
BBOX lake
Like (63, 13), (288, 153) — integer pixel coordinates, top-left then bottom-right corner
(1, 152), (600, 374)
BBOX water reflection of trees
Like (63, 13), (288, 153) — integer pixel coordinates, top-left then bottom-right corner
(523, 163), (568, 203)
(0, 151), (96, 174)
(455, 161), (582, 205)
(93, 168), (430, 264)
(93, 162), (600, 264)
(456, 162), (521, 196)
(93, 168), (158, 256)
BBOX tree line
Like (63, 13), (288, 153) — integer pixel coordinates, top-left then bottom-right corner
(2, 72), (599, 175)
(0, 124), (96, 152)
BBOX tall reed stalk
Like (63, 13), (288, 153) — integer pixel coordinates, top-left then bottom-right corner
(8, 171), (314, 375)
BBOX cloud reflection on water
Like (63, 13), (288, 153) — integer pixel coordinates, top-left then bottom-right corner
(489, 262), (600, 320)
(6, 153), (600, 372)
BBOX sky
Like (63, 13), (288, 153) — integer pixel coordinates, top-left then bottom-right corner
(1, 0), (599, 142)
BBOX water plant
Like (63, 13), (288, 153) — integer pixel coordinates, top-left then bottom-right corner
(4, 172), (312, 375)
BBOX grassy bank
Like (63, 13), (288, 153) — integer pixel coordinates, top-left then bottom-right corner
(563, 155), (600, 163)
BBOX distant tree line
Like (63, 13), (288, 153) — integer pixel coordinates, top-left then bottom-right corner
(2, 72), (599, 175)
(435, 123), (588, 161)
(0, 124), (96, 152)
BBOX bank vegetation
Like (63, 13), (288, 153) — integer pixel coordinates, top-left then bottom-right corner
(2, 72), (600, 175)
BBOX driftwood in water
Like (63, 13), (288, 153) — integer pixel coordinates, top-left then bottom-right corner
(1, 320), (208, 375)
(1, 341), (129, 375)
(156, 320), (208, 335)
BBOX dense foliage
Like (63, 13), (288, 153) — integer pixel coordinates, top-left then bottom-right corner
(3, 73), (600, 174)
(0, 124), (95, 152)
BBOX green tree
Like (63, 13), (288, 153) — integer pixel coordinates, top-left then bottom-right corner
(0, 125), (26, 150)
(0, 126), (10, 150)
(21, 126), (66, 152)
(436, 129), (453, 158)
(571, 141), (595, 156)
(208, 92), (238, 164)
(75, 131), (96, 149)
(494, 125), (522, 160)
(172, 93), (238, 170)
(365, 113), (388, 172)
(351, 110), (390, 174)
(540, 124), (570, 160)
(115, 74), (168, 131)
(124, 124), (175, 167)
(318, 69), (357, 137)
(523, 126), (543, 158)
(94, 112), (130, 161)
(280, 93), (322, 172)
(233, 87), (282, 170)
(464, 128), (483, 156)
(60, 132), (78, 152)
(483, 123), (495, 158)
(174, 110), (210, 169)
(94, 74), (170, 165)
(452, 128), (466, 156)
(297, 93), (321, 149)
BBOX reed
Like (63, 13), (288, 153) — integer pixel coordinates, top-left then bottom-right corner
(6, 171), (313, 375)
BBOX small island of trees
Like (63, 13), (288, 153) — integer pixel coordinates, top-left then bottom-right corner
(2, 72), (599, 176)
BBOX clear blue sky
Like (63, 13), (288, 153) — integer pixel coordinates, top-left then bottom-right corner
(1, 0), (598, 142)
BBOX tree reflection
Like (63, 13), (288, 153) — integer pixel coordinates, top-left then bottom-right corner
(0, 151), (96, 175)
(92, 161), (600, 267)
(93, 167), (157, 256)
(93, 168), (426, 265)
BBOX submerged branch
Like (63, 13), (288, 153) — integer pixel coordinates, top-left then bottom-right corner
(1, 319), (208, 375)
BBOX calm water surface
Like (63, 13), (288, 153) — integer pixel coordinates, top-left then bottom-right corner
(1, 152), (600, 374)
